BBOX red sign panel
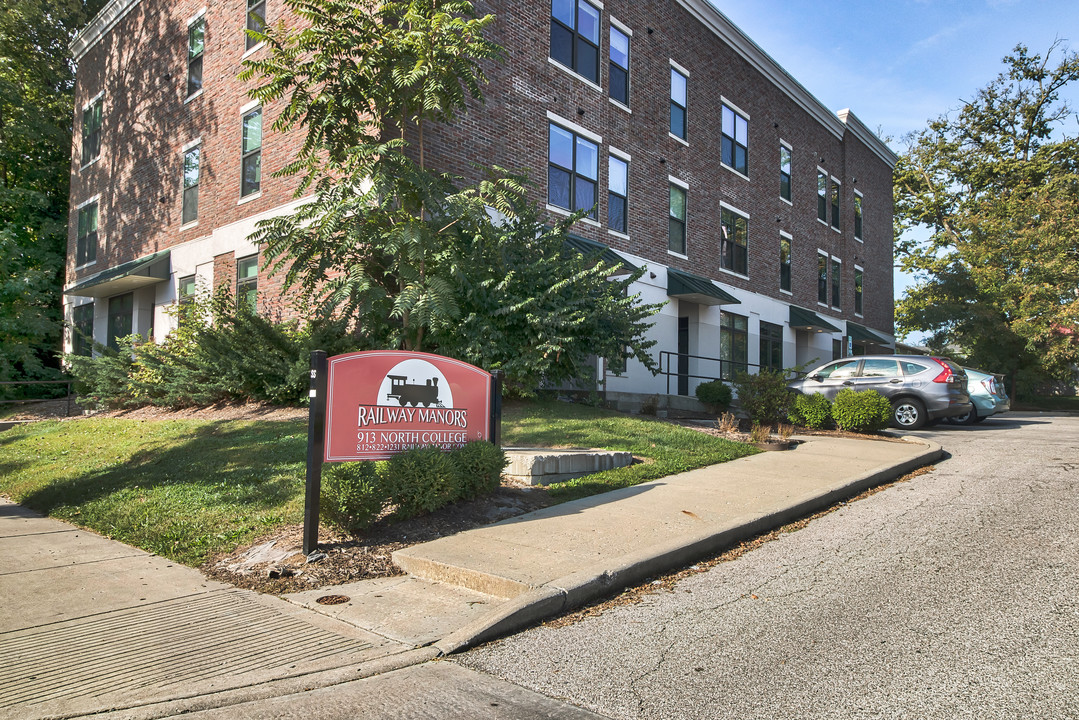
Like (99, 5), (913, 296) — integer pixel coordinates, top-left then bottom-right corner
(324, 351), (491, 462)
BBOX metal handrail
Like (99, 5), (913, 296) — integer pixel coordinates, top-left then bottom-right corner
(658, 351), (757, 395)
(0, 380), (77, 416)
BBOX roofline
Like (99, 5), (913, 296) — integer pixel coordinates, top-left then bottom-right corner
(676, 0), (897, 167)
(70, 0), (141, 62)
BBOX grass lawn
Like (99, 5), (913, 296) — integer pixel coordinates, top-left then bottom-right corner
(0, 401), (753, 566)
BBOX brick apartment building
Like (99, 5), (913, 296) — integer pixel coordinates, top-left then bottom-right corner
(64, 0), (898, 400)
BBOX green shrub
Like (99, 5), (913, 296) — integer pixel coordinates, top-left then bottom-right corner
(789, 393), (833, 429)
(831, 388), (891, 433)
(451, 441), (508, 500)
(695, 379), (732, 409)
(320, 461), (387, 533)
(66, 336), (139, 410)
(732, 369), (795, 428)
(384, 445), (459, 518)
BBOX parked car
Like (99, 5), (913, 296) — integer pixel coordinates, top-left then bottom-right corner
(788, 355), (973, 430)
(948, 367), (1010, 425)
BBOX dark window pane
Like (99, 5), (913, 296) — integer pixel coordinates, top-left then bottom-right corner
(610, 65), (628, 105)
(73, 304), (94, 357)
(246, 0), (265, 50)
(780, 173), (791, 201)
(608, 194), (626, 233)
(576, 39), (598, 83)
(669, 218), (685, 254)
(187, 56), (203, 97)
(734, 146), (747, 175)
(670, 104), (685, 138)
(575, 179), (596, 217)
(182, 186), (199, 225)
(721, 137), (733, 168)
(242, 153), (261, 196)
(107, 293), (133, 351)
(550, 24), (573, 68)
(548, 166), (571, 209)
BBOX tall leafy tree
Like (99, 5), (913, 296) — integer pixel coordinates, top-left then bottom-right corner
(894, 43), (1079, 396)
(0, 0), (105, 390)
(242, 0), (659, 390)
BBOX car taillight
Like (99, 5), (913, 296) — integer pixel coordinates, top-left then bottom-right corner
(930, 357), (957, 383)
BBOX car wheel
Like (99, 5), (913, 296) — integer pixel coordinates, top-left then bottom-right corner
(891, 397), (927, 430)
(973, 414), (988, 424)
(950, 409), (977, 426)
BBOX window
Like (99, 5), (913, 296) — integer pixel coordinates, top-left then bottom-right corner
(72, 303), (94, 357)
(550, 0), (600, 84)
(831, 257), (841, 308)
(182, 145), (200, 224)
(818, 359), (858, 378)
(670, 66), (687, 140)
(854, 267), (864, 315)
(547, 123), (598, 218)
(817, 171), (827, 222)
(669, 183), (686, 254)
(830, 179), (841, 230)
(179, 275), (197, 305)
(817, 252), (828, 305)
(720, 207), (747, 275)
(719, 312), (748, 380)
(760, 321), (784, 372)
(780, 145), (792, 202)
(609, 24), (630, 106)
(81, 97), (103, 166)
(721, 104), (748, 175)
(854, 193), (863, 241)
(236, 255), (258, 312)
(241, 107), (262, 197)
(779, 234), (791, 292)
(832, 338), (843, 360)
(187, 16), (204, 97)
(76, 201), (99, 267)
(246, 0), (265, 51)
(861, 359), (900, 378)
(106, 293), (133, 351)
(608, 154), (628, 233)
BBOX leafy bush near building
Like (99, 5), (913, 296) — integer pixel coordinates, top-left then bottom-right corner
(789, 392), (833, 429)
(66, 289), (357, 409)
(732, 369), (795, 428)
(831, 388), (892, 433)
(320, 441), (508, 530)
(695, 379), (733, 410)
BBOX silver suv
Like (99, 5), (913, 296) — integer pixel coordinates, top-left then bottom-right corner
(788, 355), (973, 430)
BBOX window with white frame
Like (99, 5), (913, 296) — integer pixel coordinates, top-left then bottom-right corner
(76, 200), (99, 267)
(817, 251), (828, 304)
(669, 182), (687, 255)
(780, 144), (792, 202)
(854, 266), (864, 315)
(182, 144), (200, 224)
(831, 257), (842, 308)
(81, 96), (103, 166)
(241, 107), (262, 197)
(721, 104), (748, 175)
(779, 233), (791, 292)
(854, 192), (863, 241)
(830, 178), (841, 231)
(187, 15), (205, 97)
(720, 206), (748, 275)
(670, 65), (687, 140)
(609, 23), (630, 106)
(608, 153), (628, 234)
(548, 122), (598, 219)
(550, 0), (600, 84)
(246, 0), (265, 51)
(817, 170), (827, 222)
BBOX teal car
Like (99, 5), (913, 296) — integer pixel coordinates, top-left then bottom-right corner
(949, 368), (1010, 425)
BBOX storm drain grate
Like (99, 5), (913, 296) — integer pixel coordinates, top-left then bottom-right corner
(0, 590), (374, 709)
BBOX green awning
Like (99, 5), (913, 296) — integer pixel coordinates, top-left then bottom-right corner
(847, 321), (891, 346)
(563, 234), (637, 274)
(667, 268), (740, 306)
(789, 305), (840, 333)
(65, 250), (171, 298)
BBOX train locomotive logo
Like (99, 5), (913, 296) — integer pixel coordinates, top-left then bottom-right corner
(323, 351), (490, 462)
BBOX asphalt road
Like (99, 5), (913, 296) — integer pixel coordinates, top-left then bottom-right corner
(455, 411), (1079, 719)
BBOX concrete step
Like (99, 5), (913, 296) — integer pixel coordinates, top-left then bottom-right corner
(504, 446), (633, 485)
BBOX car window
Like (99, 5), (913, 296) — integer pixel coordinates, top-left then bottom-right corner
(860, 359), (900, 378)
(816, 360), (859, 379)
(901, 361), (927, 376)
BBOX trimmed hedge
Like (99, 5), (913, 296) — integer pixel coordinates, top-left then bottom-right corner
(695, 379), (733, 409)
(789, 392), (833, 429)
(831, 388), (892, 433)
(320, 441), (508, 531)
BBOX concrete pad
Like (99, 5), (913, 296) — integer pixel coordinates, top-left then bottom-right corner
(0, 501), (82, 538)
(284, 576), (502, 647)
(504, 446), (634, 485)
(0, 526), (147, 573)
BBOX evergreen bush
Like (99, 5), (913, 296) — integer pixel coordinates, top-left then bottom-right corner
(450, 441), (508, 500)
(66, 336), (139, 409)
(320, 461), (387, 533)
(831, 388), (892, 433)
(695, 379), (732, 409)
(732, 369), (795, 428)
(789, 393), (833, 429)
(384, 445), (458, 518)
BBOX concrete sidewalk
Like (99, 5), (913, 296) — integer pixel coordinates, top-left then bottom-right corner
(0, 434), (940, 719)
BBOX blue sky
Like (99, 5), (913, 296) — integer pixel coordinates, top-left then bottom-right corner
(709, 0), (1079, 308)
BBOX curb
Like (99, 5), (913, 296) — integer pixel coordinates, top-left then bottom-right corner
(435, 436), (942, 655)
